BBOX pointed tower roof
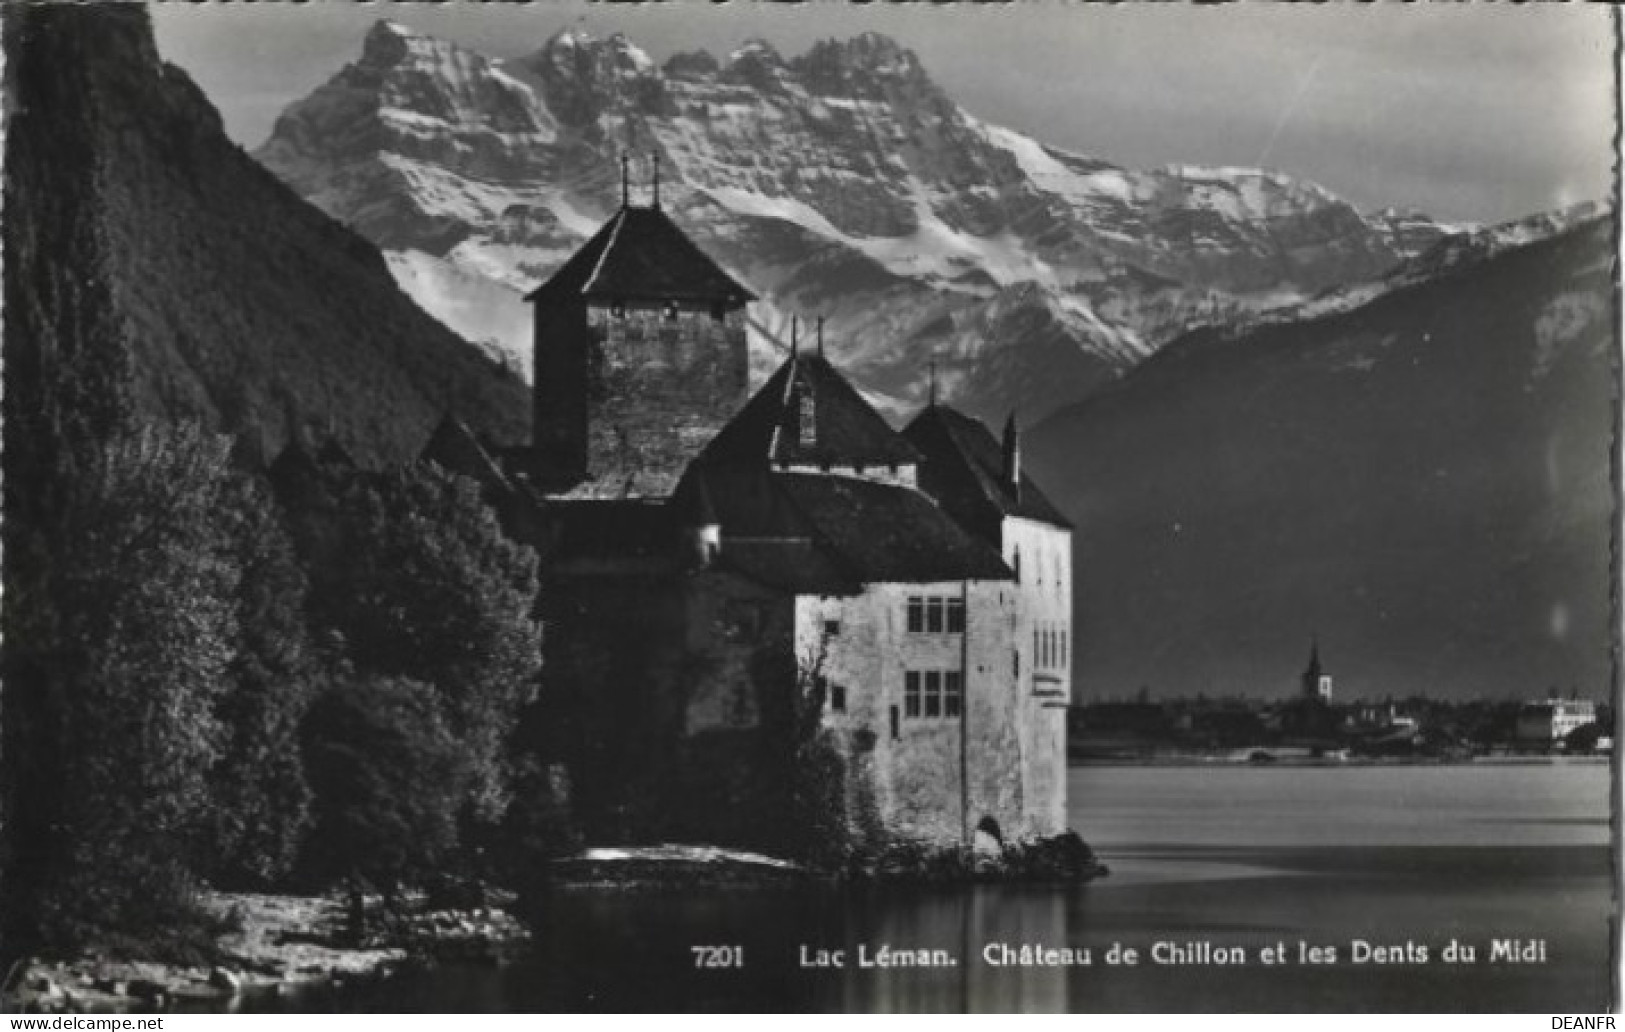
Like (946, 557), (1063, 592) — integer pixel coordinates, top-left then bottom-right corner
(903, 404), (1071, 534)
(523, 204), (756, 305)
(699, 354), (922, 468)
(1304, 638), (1324, 680)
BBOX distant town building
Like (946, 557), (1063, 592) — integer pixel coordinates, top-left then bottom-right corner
(1300, 639), (1333, 703)
(1514, 698), (1597, 746)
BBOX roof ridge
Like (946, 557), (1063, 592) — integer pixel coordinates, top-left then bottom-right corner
(581, 207), (629, 295)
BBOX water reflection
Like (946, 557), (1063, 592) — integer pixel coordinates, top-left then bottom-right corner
(263, 763), (1614, 1012)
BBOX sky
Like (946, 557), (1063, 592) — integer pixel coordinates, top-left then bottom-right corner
(150, 0), (1617, 225)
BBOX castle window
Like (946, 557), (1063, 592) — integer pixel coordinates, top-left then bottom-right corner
(904, 671), (922, 717)
(907, 597), (924, 633)
(830, 684), (847, 713)
(1013, 649), (1020, 678)
(798, 391), (817, 447)
(944, 671), (963, 718)
(923, 671), (943, 718)
(823, 619), (841, 638)
(946, 597), (965, 633)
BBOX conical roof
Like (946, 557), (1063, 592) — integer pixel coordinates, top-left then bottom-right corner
(700, 354), (921, 468)
(523, 204), (756, 305)
(904, 404), (1070, 532)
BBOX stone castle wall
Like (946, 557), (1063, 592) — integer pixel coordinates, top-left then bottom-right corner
(533, 299), (749, 496)
(797, 580), (1040, 848)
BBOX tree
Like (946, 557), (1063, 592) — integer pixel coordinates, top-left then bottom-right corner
(300, 674), (467, 912)
(203, 474), (319, 888)
(319, 465), (542, 825)
(7, 424), (241, 948)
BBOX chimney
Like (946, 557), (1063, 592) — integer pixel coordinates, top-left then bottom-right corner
(1002, 411), (1022, 501)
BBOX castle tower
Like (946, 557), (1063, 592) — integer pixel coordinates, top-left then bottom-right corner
(1301, 639), (1333, 702)
(523, 168), (756, 498)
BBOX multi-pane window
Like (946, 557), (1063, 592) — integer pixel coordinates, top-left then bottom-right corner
(926, 597), (945, 632)
(923, 671), (943, 717)
(903, 669), (964, 721)
(907, 595), (964, 634)
(1032, 624), (1072, 671)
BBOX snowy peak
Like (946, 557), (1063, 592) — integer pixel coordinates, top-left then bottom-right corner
(256, 22), (1469, 423)
(796, 32), (932, 92)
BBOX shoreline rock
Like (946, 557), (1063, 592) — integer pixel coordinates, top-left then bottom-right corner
(1, 891), (528, 1014)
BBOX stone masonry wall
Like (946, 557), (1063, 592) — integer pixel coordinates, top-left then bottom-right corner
(798, 580), (1024, 849)
(583, 301), (749, 497)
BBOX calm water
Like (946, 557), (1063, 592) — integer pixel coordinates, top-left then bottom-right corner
(275, 761), (1616, 1012)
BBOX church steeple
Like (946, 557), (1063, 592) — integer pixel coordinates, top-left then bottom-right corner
(1301, 638), (1332, 702)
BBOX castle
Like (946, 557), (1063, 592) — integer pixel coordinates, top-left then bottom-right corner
(426, 173), (1073, 853)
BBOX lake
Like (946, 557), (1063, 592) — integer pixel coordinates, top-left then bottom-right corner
(272, 760), (1615, 1012)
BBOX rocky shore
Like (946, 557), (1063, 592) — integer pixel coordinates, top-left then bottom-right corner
(2, 892), (530, 1013)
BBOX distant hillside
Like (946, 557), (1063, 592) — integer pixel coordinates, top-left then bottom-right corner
(1027, 217), (1617, 702)
(3, 5), (530, 469)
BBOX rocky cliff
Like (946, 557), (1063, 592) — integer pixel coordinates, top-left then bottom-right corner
(5, 6), (531, 469)
(1026, 216), (1617, 702)
(255, 21), (1463, 423)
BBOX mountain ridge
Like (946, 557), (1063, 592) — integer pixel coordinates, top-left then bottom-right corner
(5, 6), (532, 470)
(254, 20), (1470, 424)
(1026, 215), (1616, 702)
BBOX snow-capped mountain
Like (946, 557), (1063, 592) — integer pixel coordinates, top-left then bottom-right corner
(257, 19), (1465, 423)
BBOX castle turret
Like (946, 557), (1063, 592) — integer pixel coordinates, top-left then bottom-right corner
(524, 164), (756, 498)
(1002, 411), (1022, 504)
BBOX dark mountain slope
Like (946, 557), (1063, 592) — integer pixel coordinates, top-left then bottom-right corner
(1027, 218), (1617, 702)
(4, 5), (529, 468)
